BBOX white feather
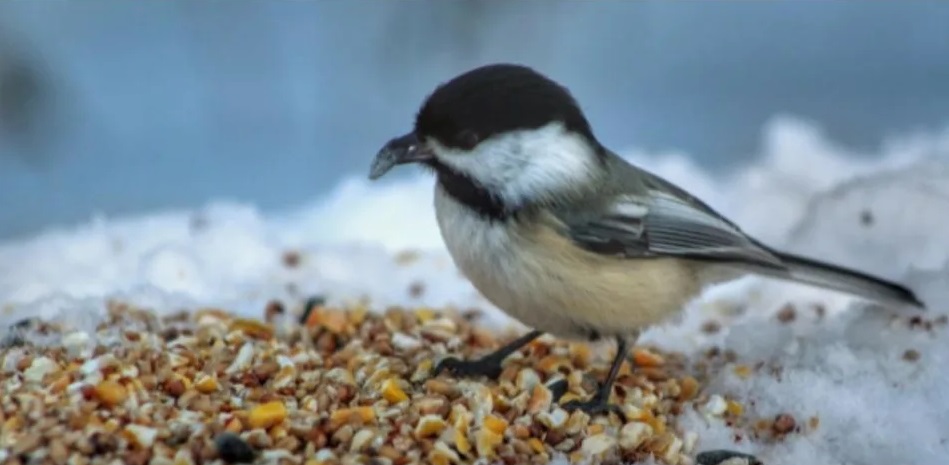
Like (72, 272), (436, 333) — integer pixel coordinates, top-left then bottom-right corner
(429, 122), (598, 207)
(609, 195), (649, 217)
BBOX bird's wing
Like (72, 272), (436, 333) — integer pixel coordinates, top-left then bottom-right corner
(553, 178), (786, 270)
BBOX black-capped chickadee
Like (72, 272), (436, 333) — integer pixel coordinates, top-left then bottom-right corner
(368, 63), (924, 416)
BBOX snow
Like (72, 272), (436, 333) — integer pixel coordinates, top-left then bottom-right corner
(2, 115), (949, 465)
(673, 159), (949, 465)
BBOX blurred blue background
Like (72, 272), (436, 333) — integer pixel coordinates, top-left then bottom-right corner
(1, 1), (948, 240)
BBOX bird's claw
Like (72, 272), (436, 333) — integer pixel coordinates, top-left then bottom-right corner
(547, 379), (569, 402)
(433, 356), (504, 380)
(562, 396), (627, 421)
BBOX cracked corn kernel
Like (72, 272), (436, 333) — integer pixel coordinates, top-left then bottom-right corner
(416, 396), (447, 416)
(704, 395), (727, 416)
(645, 432), (675, 455)
(414, 415), (447, 439)
(682, 431), (698, 454)
(733, 364), (752, 379)
(174, 448), (196, 465)
(450, 404), (472, 426)
(428, 449), (453, 465)
(754, 418), (773, 433)
(619, 422), (652, 450)
(632, 410), (666, 436)
(581, 433), (616, 456)
(558, 392), (582, 405)
(475, 428), (503, 457)
(24, 356), (58, 383)
(427, 441), (462, 465)
(225, 418), (243, 433)
(528, 438), (545, 454)
(569, 343), (593, 368)
(678, 376), (699, 401)
(312, 449), (337, 465)
(229, 318), (274, 340)
(527, 384), (553, 414)
(453, 408), (472, 455)
(380, 378), (409, 404)
(124, 424), (158, 448)
(455, 428), (472, 456)
(306, 309), (348, 333)
(270, 425), (289, 441)
(661, 436), (683, 463)
(103, 418), (121, 433)
(483, 415), (508, 436)
(3, 417), (23, 431)
(564, 410), (591, 436)
(537, 408), (569, 430)
(194, 374), (218, 394)
(94, 380), (127, 407)
(248, 401), (287, 429)
(424, 378), (458, 397)
(633, 348), (664, 367)
(516, 368), (541, 391)
(350, 429), (375, 452)
(536, 355), (569, 373)
(414, 308), (436, 323)
(726, 400), (744, 416)
(412, 359), (434, 382)
(329, 407), (375, 429)
(49, 374), (70, 394)
(809, 416), (820, 430)
(349, 306), (368, 325)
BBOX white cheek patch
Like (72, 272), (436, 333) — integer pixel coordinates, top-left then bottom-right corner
(431, 122), (597, 206)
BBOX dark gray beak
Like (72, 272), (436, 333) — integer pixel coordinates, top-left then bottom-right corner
(368, 132), (434, 180)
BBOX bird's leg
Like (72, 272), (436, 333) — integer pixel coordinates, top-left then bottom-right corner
(562, 336), (628, 419)
(434, 329), (543, 380)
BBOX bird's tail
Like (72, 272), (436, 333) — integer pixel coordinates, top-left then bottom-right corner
(767, 250), (924, 309)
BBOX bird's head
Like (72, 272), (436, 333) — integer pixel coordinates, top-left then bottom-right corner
(369, 63), (606, 210)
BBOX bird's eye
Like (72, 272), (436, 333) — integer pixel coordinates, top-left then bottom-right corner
(455, 129), (480, 150)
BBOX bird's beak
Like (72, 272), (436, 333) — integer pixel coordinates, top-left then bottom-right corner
(368, 132), (434, 180)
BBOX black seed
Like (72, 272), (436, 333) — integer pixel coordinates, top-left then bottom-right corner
(696, 449), (762, 465)
(215, 432), (256, 463)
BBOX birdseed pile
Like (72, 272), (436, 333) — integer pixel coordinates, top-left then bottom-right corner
(0, 299), (806, 465)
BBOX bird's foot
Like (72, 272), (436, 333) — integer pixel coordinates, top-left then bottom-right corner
(549, 377), (625, 420)
(432, 330), (543, 380)
(562, 393), (626, 421)
(433, 355), (504, 380)
(547, 379), (569, 402)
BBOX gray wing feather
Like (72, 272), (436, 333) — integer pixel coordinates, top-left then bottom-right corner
(558, 188), (785, 270)
(551, 154), (923, 308)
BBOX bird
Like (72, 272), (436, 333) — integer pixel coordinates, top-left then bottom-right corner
(367, 63), (924, 416)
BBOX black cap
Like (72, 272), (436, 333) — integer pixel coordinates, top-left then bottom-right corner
(414, 63), (599, 151)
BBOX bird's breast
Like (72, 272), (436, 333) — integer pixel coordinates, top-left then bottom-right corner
(433, 186), (704, 340)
